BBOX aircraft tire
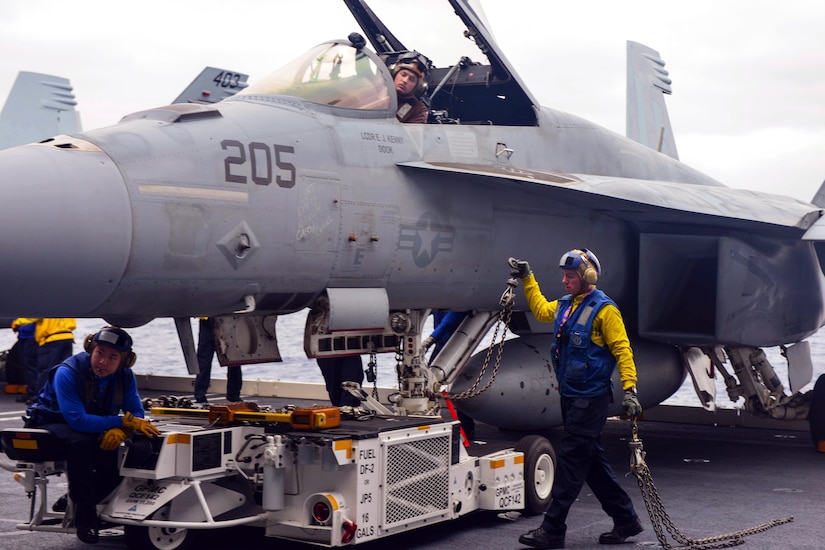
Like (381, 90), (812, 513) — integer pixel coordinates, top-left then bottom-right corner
(124, 504), (201, 550)
(809, 374), (825, 452)
(515, 434), (556, 515)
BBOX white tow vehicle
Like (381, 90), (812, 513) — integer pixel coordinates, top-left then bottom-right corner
(1, 403), (555, 549)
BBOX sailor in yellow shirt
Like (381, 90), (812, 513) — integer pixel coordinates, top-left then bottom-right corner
(15, 318), (76, 398)
(511, 250), (644, 549)
(521, 274), (637, 398)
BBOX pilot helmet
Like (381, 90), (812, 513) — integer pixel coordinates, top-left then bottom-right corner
(559, 248), (601, 285)
(390, 51), (430, 97)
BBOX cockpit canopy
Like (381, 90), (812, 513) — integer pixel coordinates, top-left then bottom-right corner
(238, 26), (538, 126)
(239, 42), (392, 112)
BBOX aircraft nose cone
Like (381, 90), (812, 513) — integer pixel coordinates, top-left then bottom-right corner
(0, 139), (131, 316)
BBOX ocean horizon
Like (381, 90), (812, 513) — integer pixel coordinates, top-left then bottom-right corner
(3, 313), (824, 411)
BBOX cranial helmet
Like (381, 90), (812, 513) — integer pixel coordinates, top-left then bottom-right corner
(84, 326), (137, 368)
(390, 51), (430, 97)
(559, 248), (601, 285)
(92, 326), (133, 352)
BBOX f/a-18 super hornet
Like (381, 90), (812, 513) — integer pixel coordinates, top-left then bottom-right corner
(0, 0), (823, 437)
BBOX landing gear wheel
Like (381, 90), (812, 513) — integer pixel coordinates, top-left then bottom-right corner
(124, 504), (201, 550)
(809, 374), (825, 453)
(515, 434), (556, 515)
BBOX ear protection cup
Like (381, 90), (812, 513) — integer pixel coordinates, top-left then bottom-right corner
(579, 252), (598, 285)
(123, 351), (137, 369)
(413, 77), (427, 98)
(83, 333), (95, 353)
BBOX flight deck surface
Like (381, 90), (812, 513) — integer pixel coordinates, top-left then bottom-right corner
(0, 388), (821, 550)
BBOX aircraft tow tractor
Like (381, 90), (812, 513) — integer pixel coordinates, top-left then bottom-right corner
(0, 399), (555, 549)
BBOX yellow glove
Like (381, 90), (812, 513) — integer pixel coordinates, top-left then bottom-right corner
(100, 427), (129, 451)
(122, 412), (161, 437)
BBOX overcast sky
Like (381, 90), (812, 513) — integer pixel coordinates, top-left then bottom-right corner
(1, 0), (824, 201)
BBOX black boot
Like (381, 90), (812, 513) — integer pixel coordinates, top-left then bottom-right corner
(75, 504), (99, 544)
(52, 493), (68, 512)
(599, 518), (643, 544)
(519, 526), (565, 549)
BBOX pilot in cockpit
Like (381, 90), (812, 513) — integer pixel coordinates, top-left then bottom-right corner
(390, 51), (430, 123)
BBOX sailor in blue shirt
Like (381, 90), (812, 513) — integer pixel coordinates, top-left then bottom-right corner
(26, 326), (160, 544)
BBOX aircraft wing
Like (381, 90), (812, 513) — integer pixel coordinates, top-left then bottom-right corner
(398, 161), (821, 234)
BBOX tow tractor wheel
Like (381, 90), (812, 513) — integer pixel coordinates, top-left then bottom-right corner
(515, 434), (556, 515)
(124, 503), (201, 550)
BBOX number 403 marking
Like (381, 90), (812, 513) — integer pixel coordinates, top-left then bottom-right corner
(221, 139), (296, 188)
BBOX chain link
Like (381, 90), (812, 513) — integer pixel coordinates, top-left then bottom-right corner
(394, 341), (404, 390)
(367, 351), (379, 400)
(630, 419), (793, 549)
(447, 281), (515, 401)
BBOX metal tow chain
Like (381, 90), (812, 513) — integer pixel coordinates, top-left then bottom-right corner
(394, 340), (404, 391)
(448, 275), (518, 402)
(365, 351), (379, 400)
(629, 418), (793, 549)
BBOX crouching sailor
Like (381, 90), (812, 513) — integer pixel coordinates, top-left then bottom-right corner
(25, 326), (160, 544)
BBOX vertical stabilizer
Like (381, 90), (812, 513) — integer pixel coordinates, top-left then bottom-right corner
(172, 67), (249, 104)
(0, 71), (81, 150)
(626, 41), (678, 160)
(810, 179), (825, 208)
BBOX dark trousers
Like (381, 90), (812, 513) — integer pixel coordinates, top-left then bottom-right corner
(40, 423), (121, 508)
(35, 340), (73, 397)
(317, 356), (364, 407)
(541, 393), (637, 535)
(194, 319), (242, 401)
(19, 338), (39, 397)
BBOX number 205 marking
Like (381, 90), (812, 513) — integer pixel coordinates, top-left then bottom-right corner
(221, 139), (296, 188)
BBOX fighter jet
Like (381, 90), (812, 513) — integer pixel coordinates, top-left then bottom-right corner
(0, 0), (822, 434)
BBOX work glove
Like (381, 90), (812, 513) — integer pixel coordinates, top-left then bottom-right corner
(508, 257), (531, 279)
(99, 427), (129, 451)
(622, 389), (642, 418)
(422, 336), (435, 351)
(122, 412), (161, 437)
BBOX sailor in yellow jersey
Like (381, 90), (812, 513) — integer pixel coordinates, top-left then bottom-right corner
(510, 249), (643, 549)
